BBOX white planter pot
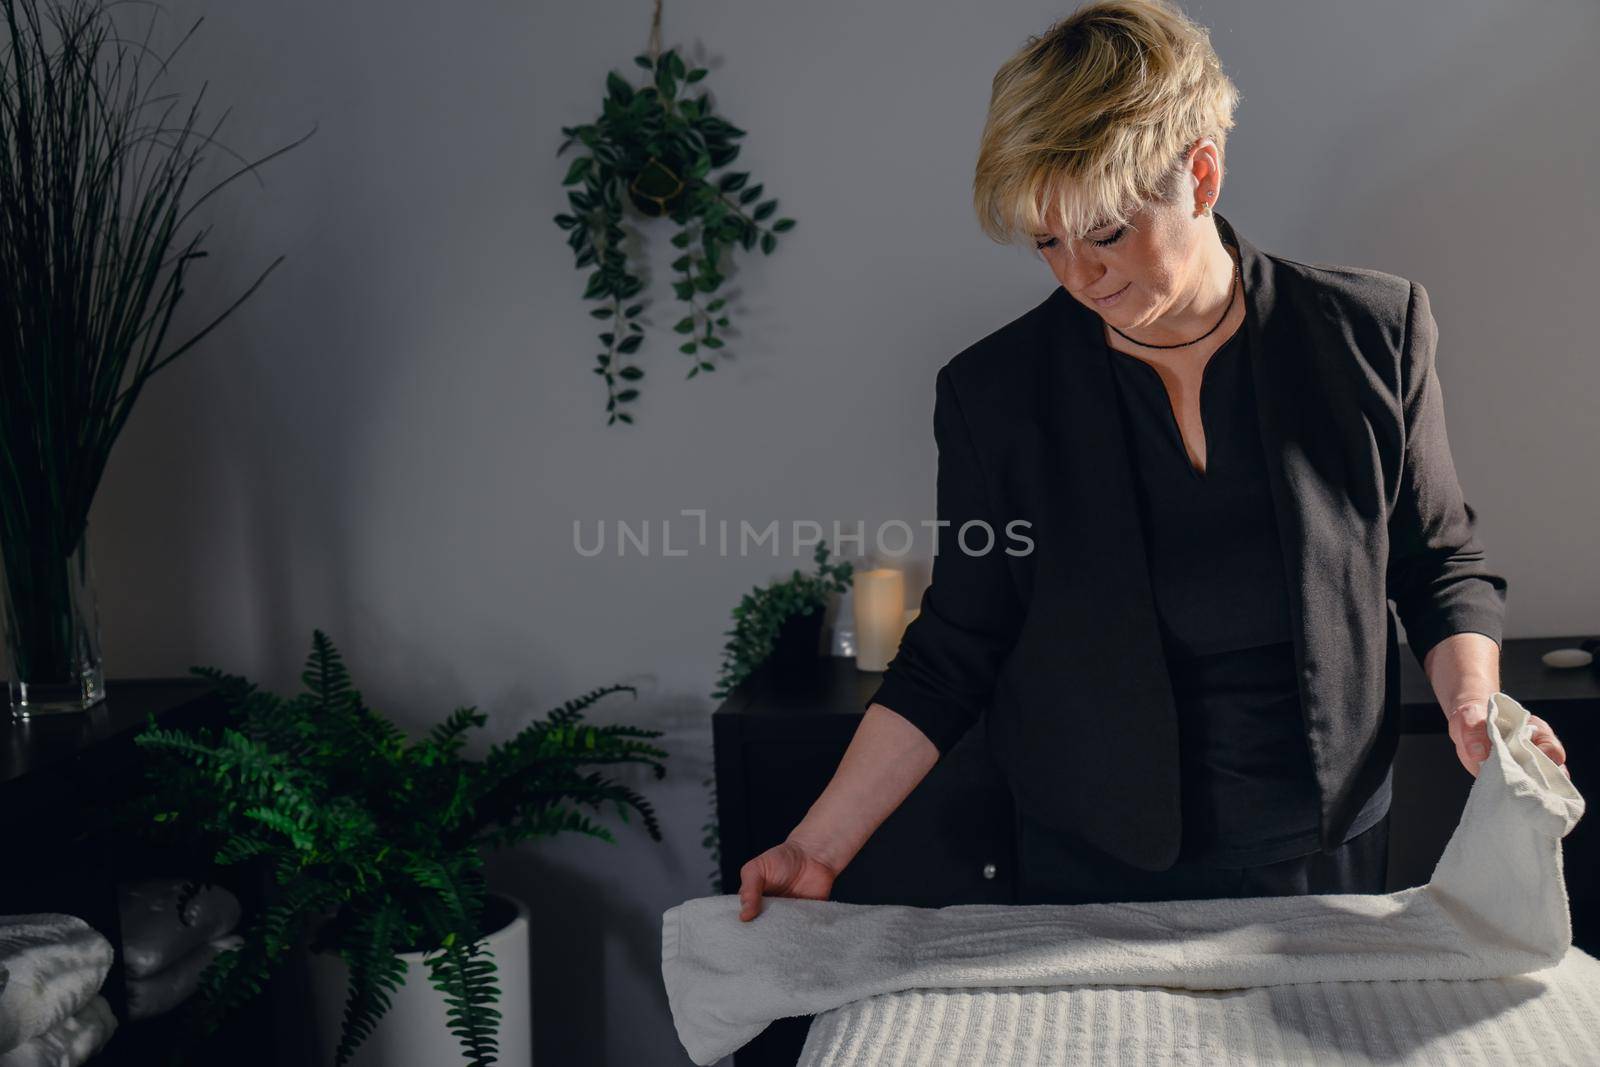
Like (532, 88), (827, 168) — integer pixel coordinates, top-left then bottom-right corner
(306, 893), (533, 1067)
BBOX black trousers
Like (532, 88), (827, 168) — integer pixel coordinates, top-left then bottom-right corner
(1014, 807), (1391, 904)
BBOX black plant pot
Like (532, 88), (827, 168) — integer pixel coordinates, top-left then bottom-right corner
(768, 608), (824, 679)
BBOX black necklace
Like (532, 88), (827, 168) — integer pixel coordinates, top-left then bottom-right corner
(1107, 252), (1240, 350)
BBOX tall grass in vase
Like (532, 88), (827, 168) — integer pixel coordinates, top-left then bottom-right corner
(0, 0), (310, 715)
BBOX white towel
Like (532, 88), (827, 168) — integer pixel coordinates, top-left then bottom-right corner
(661, 690), (1589, 1066)
(0, 916), (114, 1054)
(117, 878), (240, 979)
(125, 934), (244, 1021)
(0, 996), (116, 1067)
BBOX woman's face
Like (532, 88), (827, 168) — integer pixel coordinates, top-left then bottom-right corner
(1033, 192), (1209, 332)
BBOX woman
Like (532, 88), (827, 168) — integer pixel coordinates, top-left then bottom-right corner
(738, 0), (1570, 918)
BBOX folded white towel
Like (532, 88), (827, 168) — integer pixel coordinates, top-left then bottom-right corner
(0, 995), (116, 1067)
(661, 690), (1589, 1066)
(126, 934), (244, 1021)
(0, 916), (114, 1055)
(117, 879), (240, 979)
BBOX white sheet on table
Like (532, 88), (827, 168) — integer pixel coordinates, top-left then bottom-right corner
(796, 944), (1600, 1065)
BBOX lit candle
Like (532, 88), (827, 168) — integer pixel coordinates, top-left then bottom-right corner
(852, 568), (905, 672)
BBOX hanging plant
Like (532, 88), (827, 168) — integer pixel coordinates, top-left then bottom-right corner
(553, 1), (797, 426)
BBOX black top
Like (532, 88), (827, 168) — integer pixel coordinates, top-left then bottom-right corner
(1106, 324), (1391, 867)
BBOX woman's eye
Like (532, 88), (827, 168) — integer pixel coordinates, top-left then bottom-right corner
(1035, 226), (1125, 252)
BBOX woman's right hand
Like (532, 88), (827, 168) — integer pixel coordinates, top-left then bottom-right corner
(737, 838), (839, 921)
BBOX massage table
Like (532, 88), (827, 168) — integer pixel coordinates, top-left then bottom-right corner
(662, 691), (1599, 1065)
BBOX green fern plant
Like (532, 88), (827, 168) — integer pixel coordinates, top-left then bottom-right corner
(133, 629), (668, 1066)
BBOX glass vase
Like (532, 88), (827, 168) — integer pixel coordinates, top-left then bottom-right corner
(3, 518), (107, 718)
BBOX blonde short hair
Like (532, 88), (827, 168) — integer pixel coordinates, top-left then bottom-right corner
(973, 0), (1240, 250)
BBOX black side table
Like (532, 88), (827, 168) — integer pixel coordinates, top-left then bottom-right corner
(0, 678), (274, 1066)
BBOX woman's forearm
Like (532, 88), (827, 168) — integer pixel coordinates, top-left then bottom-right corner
(784, 703), (942, 873)
(1421, 631), (1501, 719)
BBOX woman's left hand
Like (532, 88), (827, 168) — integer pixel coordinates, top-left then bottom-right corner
(1448, 699), (1572, 779)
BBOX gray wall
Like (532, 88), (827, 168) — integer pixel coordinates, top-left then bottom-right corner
(82, 1), (1597, 1063)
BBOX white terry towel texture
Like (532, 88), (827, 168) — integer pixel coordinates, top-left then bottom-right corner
(0, 916), (113, 1055)
(661, 691), (1590, 1066)
(0, 996), (115, 1067)
(117, 878), (241, 979)
(795, 949), (1600, 1065)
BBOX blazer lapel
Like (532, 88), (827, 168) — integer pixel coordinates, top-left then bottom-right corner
(1027, 265), (1181, 827)
(1223, 212), (1342, 805)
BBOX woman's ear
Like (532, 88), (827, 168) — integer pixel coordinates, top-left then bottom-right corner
(1185, 138), (1222, 208)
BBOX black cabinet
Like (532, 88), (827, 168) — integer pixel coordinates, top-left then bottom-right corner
(0, 679), (274, 1066)
(712, 637), (1600, 1067)
(716, 657), (1014, 908)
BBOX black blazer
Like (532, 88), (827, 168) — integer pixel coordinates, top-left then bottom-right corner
(867, 212), (1507, 871)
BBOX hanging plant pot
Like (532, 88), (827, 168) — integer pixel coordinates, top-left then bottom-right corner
(627, 156), (686, 216)
(2, 518), (106, 717)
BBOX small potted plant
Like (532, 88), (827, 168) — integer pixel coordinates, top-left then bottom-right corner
(134, 630), (668, 1066)
(711, 541), (853, 701)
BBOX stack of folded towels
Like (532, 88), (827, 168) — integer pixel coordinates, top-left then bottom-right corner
(117, 879), (242, 1022)
(0, 915), (117, 1067)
